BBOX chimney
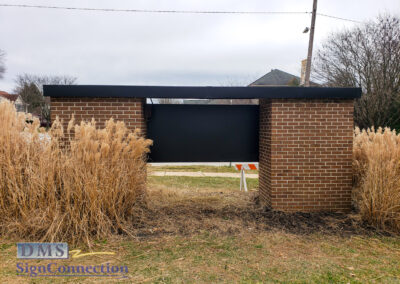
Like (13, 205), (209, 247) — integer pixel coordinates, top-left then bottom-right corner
(300, 59), (307, 86)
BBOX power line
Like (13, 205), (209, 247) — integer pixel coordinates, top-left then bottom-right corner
(318, 13), (362, 23)
(0, 3), (362, 23)
(0, 3), (309, 15)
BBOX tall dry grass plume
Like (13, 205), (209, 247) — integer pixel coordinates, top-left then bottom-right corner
(353, 127), (400, 232)
(0, 101), (152, 246)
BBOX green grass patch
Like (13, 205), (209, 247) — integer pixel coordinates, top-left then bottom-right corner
(148, 176), (259, 190)
(2, 231), (400, 283)
(149, 165), (258, 174)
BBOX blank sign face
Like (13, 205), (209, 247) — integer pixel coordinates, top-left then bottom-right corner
(146, 104), (259, 162)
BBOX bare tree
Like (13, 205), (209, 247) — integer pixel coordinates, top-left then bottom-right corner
(14, 74), (77, 125)
(14, 74), (77, 94)
(214, 75), (259, 105)
(0, 50), (5, 79)
(314, 15), (400, 130)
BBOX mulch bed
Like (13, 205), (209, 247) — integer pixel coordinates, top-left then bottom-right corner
(132, 193), (391, 239)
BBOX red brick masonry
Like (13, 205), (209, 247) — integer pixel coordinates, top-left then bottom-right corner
(51, 96), (354, 212)
(50, 97), (146, 136)
(259, 99), (354, 212)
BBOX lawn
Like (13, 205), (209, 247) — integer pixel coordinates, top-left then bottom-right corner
(1, 232), (400, 283)
(148, 164), (258, 174)
(148, 176), (259, 191)
(1, 167), (399, 283)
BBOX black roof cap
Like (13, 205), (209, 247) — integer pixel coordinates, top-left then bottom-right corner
(44, 85), (361, 99)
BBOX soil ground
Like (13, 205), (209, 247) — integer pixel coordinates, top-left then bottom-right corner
(138, 175), (386, 239)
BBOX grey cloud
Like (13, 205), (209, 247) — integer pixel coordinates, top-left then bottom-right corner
(0, 0), (399, 92)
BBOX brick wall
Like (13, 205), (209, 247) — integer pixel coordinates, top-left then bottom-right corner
(50, 96), (354, 212)
(259, 99), (272, 208)
(259, 99), (354, 212)
(50, 97), (146, 136)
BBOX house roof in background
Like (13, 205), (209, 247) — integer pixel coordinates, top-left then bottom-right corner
(249, 69), (319, 86)
(249, 69), (300, 86)
(0, 91), (19, 102)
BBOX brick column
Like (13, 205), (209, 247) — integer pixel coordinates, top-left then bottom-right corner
(50, 97), (146, 136)
(259, 99), (354, 212)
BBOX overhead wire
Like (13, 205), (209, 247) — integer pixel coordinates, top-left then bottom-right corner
(0, 3), (362, 23)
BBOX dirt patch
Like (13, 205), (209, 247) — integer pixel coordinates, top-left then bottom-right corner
(252, 210), (374, 236)
(133, 191), (389, 239)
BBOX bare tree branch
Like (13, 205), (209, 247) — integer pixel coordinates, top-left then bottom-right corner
(314, 15), (400, 129)
(14, 74), (77, 125)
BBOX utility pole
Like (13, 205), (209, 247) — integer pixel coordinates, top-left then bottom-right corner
(304, 0), (317, 87)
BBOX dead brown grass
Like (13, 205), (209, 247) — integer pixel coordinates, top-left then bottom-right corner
(132, 176), (375, 239)
(353, 127), (400, 232)
(0, 101), (152, 246)
(1, 98), (397, 248)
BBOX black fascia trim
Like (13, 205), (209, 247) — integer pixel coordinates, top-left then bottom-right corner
(43, 85), (361, 99)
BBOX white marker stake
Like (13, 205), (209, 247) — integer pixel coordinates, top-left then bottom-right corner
(240, 168), (248, 192)
(240, 168), (243, 191)
(235, 163), (256, 192)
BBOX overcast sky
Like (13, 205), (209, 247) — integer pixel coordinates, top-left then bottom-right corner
(0, 0), (399, 92)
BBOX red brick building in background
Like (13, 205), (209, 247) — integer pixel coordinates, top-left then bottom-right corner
(0, 91), (24, 112)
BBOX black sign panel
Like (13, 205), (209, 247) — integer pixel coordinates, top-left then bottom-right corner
(146, 104), (259, 162)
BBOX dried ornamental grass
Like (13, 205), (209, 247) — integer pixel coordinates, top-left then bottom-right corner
(0, 101), (152, 246)
(353, 127), (400, 232)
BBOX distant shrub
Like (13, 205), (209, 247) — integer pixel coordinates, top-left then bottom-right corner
(0, 101), (152, 246)
(353, 127), (400, 232)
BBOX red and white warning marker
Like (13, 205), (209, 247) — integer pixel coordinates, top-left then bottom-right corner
(234, 163), (258, 192)
(235, 163), (258, 171)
